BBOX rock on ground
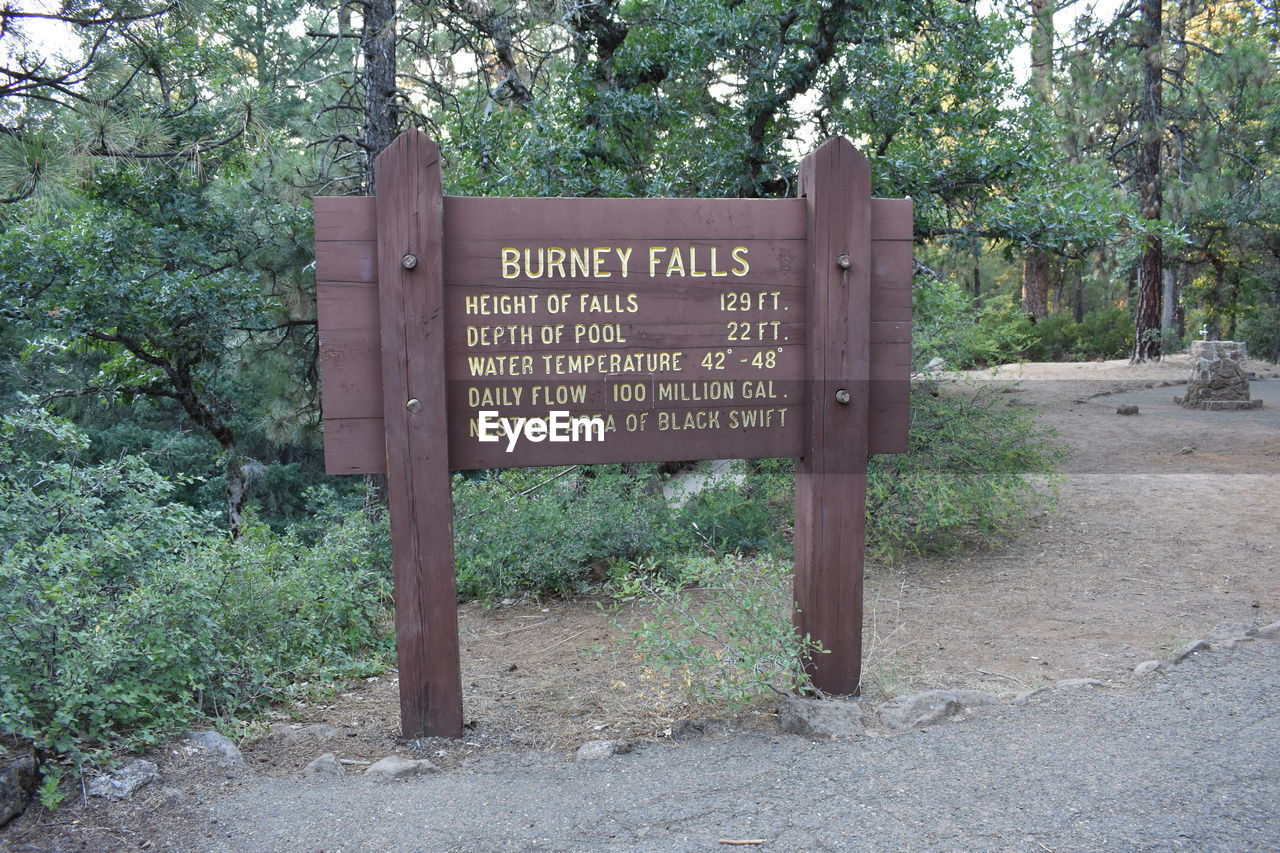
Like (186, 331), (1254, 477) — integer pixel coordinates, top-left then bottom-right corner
(777, 697), (867, 739)
(1207, 621), (1256, 650)
(0, 751), (36, 826)
(1133, 660), (1162, 679)
(86, 759), (162, 801)
(298, 724), (344, 740)
(877, 689), (996, 730)
(363, 756), (438, 782)
(671, 719), (725, 741)
(188, 731), (245, 766)
(303, 754), (345, 779)
(575, 740), (634, 761)
(1174, 640), (1210, 663)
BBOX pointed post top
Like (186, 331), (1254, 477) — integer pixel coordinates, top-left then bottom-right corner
(374, 130), (440, 176)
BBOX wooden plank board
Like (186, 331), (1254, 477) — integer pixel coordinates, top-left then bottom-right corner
(373, 132), (463, 739)
(314, 196), (375, 242)
(313, 180), (912, 472)
(443, 196), (807, 241)
(793, 137), (871, 696)
(867, 196), (913, 453)
(322, 417), (385, 474)
(870, 197), (914, 241)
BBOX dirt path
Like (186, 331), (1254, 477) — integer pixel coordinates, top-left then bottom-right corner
(863, 359), (1279, 697)
(5, 358), (1279, 851)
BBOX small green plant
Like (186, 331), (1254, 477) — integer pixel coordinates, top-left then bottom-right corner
(37, 766), (67, 810)
(612, 555), (822, 706)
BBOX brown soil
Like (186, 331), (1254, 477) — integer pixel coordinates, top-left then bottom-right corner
(5, 357), (1279, 852)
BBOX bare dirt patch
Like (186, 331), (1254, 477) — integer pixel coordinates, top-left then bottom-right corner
(5, 358), (1279, 852)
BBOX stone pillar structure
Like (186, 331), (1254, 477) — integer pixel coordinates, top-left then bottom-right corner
(1177, 341), (1263, 410)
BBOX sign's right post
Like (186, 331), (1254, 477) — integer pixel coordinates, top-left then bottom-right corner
(794, 137), (872, 695)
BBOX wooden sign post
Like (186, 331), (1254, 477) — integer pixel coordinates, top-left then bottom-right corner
(314, 130), (912, 737)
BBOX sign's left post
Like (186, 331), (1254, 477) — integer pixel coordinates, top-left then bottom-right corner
(374, 131), (464, 738)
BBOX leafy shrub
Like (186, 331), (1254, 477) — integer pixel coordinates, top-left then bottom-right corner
(912, 274), (1030, 369)
(648, 387), (1063, 563)
(1018, 308), (1133, 361)
(0, 408), (393, 767)
(866, 387), (1065, 559)
(671, 459), (794, 555)
(452, 465), (675, 598)
(613, 556), (822, 705)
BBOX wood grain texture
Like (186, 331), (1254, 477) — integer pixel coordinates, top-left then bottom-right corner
(373, 132), (463, 739)
(314, 196), (375, 242)
(867, 197), (913, 454)
(314, 172), (912, 471)
(870, 197), (913, 241)
(444, 196), (806, 240)
(793, 137), (870, 696)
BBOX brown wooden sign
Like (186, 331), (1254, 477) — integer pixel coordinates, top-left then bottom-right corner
(314, 131), (912, 738)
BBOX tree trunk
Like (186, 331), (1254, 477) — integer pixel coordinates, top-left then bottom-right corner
(225, 450), (248, 540)
(1160, 266), (1176, 354)
(362, 0), (398, 194)
(1022, 0), (1054, 320)
(1132, 0), (1164, 362)
(1023, 249), (1050, 318)
(1270, 283), (1280, 363)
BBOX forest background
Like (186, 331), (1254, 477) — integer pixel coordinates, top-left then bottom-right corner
(0, 0), (1276, 784)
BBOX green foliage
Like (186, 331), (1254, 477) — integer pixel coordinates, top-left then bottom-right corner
(452, 465), (675, 599)
(866, 388), (1065, 560)
(0, 409), (392, 768)
(37, 767), (68, 811)
(613, 556), (822, 706)
(1018, 308), (1134, 362)
(912, 273), (1030, 369)
(671, 460), (794, 555)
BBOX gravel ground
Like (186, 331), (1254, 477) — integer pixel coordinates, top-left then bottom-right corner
(207, 636), (1280, 853)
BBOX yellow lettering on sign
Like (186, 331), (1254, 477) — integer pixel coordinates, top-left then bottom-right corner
(466, 355), (535, 376)
(592, 246), (612, 278)
(531, 384), (588, 406)
(540, 351), (684, 376)
(466, 325), (535, 347)
(577, 293), (638, 314)
(573, 324), (627, 344)
(657, 410), (721, 431)
(501, 248), (520, 279)
(665, 247), (686, 277)
(523, 248), (545, 279)
(727, 407), (789, 429)
(710, 246), (728, 277)
(656, 381), (735, 402)
(648, 246), (667, 277)
(467, 386), (524, 407)
(689, 246), (707, 278)
(547, 247), (567, 279)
